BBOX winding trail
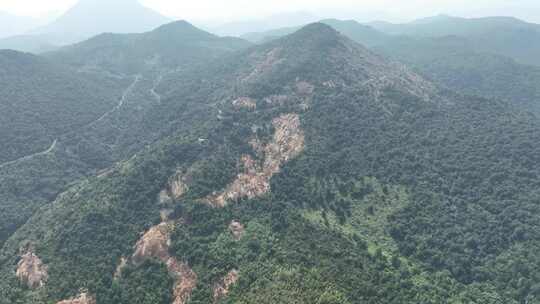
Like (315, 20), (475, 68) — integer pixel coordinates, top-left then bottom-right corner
(150, 74), (163, 104)
(0, 139), (57, 170)
(92, 74), (142, 125)
(0, 75), (142, 170)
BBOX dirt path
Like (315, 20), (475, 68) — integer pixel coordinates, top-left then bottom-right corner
(0, 139), (57, 170)
(0, 75), (141, 170)
(93, 74), (142, 124)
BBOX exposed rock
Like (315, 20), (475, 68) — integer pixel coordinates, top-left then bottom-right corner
(132, 222), (197, 304)
(56, 292), (95, 304)
(232, 97), (257, 110)
(160, 209), (174, 222)
(132, 223), (171, 265)
(16, 250), (48, 289)
(158, 189), (172, 205)
(170, 171), (189, 199)
(228, 221), (245, 241)
(244, 47), (283, 82)
(296, 81), (315, 95)
(167, 258), (198, 304)
(113, 257), (127, 280)
(213, 270), (239, 303)
(206, 113), (304, 207)
(263, 94), (290, 106)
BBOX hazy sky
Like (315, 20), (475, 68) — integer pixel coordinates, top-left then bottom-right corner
(0, 0), (539, 24)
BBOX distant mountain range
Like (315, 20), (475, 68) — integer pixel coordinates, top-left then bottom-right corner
(0, 0), (171, 53)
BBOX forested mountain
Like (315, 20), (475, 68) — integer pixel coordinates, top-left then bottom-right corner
(241, 19), (389, 46)
(31, 0), (171, 45)
(374, 35), (540, 113)
(243, 18), (540, 113)
(0, 0), (171, 54)
(369, 15), (540, 66)
(0, 50), (126, 163)
(47, 20), (251, 74)
(0, 22), (250, 255)
(1, 23), (540, 304)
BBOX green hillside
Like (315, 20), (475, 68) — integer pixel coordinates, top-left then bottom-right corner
(1, 23), (540, 304)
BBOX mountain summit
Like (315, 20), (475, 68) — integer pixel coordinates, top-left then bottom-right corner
(32, 0), (170, 44)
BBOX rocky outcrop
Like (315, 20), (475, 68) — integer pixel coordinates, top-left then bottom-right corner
(132, 223), (172, 265)
(16, 250), (48, 289)
(206, 113), (304, 207)
(228, 221), (245, 241)
(243, 47), (283, 82)
(132, 223), (197, 304)
(232, 97), (257, 110)
(170, 171), (189, 199)
(213, 270), (239, 303)
(56, 292), (95, 304)
(167, 259), (198, 304)
(113, 257), (127, 280)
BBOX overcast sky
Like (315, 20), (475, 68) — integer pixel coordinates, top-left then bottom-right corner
(0, 0), (539, 24)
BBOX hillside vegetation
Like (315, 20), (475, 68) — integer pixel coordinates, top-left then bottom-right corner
(1, 24), (540, 304)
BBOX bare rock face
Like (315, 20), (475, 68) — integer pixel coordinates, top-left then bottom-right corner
(243, 47), (283, 82)
(170, 171), (189, 199)
(232, 97), (257, 110)
(113, 257), (128, 280)
(16, 250), (48, 289)
(132, 222), (197, 304)
(167, 259), (198, 304)
(213, 270), (239, 302)
(56, 292), (95, 304)
(228, 221), (245, 241)
(132, 223), (171, 265)
(206, 113), (304, 207)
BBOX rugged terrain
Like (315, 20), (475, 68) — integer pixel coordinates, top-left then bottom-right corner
(1, 22), (540, 304)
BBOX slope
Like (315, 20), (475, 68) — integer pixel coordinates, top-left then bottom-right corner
(369, 15), (540, 66)
(244, 19), (540, 113)
(0, 22), (250, 252)
(374, 35), (540, 113)
(1, 23), (540, 304)
(0, 50), (126, 164)
(47, 20), (251, 74)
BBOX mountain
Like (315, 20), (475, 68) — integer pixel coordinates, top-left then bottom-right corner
(374, 35), (540, 113)
(0, 34), (59, 53)
(0, 0), (172, 53)
(47, 20), (251, 74)
(0, 49), (129, 246)
(32, 0), (171, 44)
(369, 15), (540, 66)
(1, 23), (540, 304)
(243, 18), (540, 113)
(0, 22), (250, 256)
(241, 19), (389, 46)
(210, 11), (319, 36)
(0, 50), (126, 163)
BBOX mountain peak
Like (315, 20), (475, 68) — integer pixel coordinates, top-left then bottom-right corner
(294, 22), (341, 38)
(150, 20), (216, 40)
(277, 22), (343, 49)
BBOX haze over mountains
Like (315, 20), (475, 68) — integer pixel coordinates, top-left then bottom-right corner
(1, 1), (540, 304)
(0, 0), (171, 52)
